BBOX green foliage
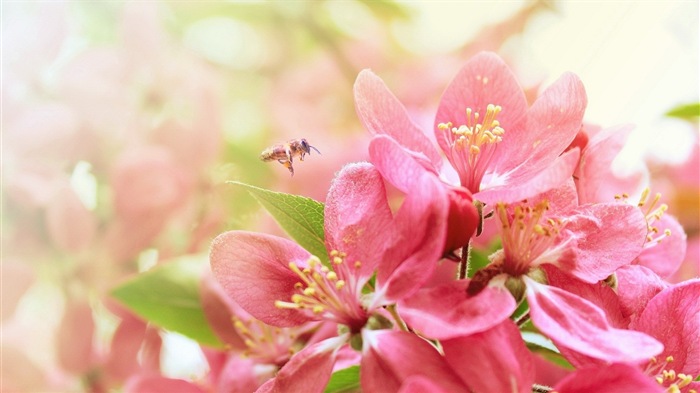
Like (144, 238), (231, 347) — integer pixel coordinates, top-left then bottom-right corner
(110, 255), (224, 348)
(665, 102), (700, 122)
(229, 181), (328, 263)
(324, 366), (360, 393)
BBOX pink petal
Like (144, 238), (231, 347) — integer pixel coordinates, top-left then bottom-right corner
(525, 278), (663, 364)
(630, 279), (700, 375)
(261, 335), (345, 393)
(45, 183), (96, 253)
(369, 135), (436, 193)
(0, 260), (34, 322)
(442, 320), (536, 393)
(217, 355), (272, 393)
(361, 330), (466, 393)
(476, 147), (580, 205)
(105, 315), (147, 383)
(200, 275), (247, 350)
(553, 363), (664, 393)
(494, 71), (586, 176)
(325, 163), (393, 281)
(398, 376), (454, 393)
(574, 124), (648, 204)
(615, 265), (668, 323)
(124, 375), (205, 393)
(635, 214), (687, 278)
(434, 52), (528, 167)
(374, 174), (448, 305)
(56, 300), (95, 374)
(526, 177), (580, 213)
(398, 279), (515, 340)
(354, 70), (443, 170)
(543, 265), (628, 328)
(210, 231), (312, 327)
(554, 203), (648, 283)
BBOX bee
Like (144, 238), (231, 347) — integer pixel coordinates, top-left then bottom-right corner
(260, 138), (321, 176)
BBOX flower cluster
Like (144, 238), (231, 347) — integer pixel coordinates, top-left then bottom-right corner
(210, 53), (699, 392)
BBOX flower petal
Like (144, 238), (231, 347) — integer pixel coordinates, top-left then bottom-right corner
(615, 265), (668, 323)
(494, 71), (586, 176)
(543, 265), (628, 328)
(434, 52), (528, 166)
(525, 278), (663, 364)
(574, 124), (648, 204)
(361, 330), (466, 393)
(553, 363), (664, 393)
(373, 174), (448, 305)
(442, 320), (536, 393)
(124, 375), (205, 393)
(354, 70), (442, 169)
(630, 279), (700, 375)
(200, 274), (247, 350)
(554, 203), (648, 283)
(325, 163), (393, 281)
(398, 279), (515, 340)
(210, 231), (312, 327)
(260, 335), (346, 393)
(476, 148), (580, 205)
(369, 135), (435, 193)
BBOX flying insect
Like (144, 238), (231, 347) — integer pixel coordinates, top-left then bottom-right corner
(260, 138), (321, 176)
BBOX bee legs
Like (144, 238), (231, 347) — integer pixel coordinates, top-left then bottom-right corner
(278, 159), (295, 176)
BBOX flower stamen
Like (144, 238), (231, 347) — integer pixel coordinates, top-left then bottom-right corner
(438, 104), (504, 192)
(275, 253), (367, 329)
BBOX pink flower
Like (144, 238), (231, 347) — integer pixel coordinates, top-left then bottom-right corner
(354, 51), (587, 205)
(210, 163), (453, 391)
(468, 185), (662, 363)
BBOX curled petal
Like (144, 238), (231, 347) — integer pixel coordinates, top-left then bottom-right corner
(354, 70), (442, 170)
(374, 175), (448, 306)
(361, 330), (466, 393)
(325, 163), (393, 281)
(525, 278), (663, 364)
(210, 231), (312, 327)
(398, 279), (515, 340)
(443, 320), (536, 393)
(369, 135), (435, 193)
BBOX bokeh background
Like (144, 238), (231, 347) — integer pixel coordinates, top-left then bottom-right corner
(2, 1), (698, 391)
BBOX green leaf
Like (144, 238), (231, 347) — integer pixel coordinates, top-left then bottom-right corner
(324, 366), (360, 393)
(110, 255), (224, 349)
(665, 102), (700, 121)
(228, 181), (327, 263)
(522, 332), (574, 370)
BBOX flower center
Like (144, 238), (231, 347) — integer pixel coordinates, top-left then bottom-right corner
(498, 201), (564, 276)
(644, 355), (696, 392)
(232, 316), (299, 366)
(438, 104), (505, 192)
(615, 189), (671, 247)
(274, 252), (368, 331)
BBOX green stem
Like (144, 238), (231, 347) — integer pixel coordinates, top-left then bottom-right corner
(386, 304), (408, 331)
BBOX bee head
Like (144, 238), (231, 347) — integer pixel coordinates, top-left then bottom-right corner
(301, 139), (321, 155)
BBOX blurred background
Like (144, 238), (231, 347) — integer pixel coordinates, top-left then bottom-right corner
(2, 1), (698, 391)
